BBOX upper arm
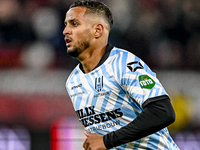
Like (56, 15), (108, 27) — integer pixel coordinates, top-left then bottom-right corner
(120, 54), (168, 107)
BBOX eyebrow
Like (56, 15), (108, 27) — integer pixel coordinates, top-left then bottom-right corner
(64, 18), (80, 25)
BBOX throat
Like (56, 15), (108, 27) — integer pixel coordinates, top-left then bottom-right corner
(79, 44), (112, 73)
(81, 60), (99, 73)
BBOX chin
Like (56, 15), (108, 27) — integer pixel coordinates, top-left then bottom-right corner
(67, 48), (79, 58)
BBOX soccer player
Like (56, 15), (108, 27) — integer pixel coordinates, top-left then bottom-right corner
(63, 0), (180, 150)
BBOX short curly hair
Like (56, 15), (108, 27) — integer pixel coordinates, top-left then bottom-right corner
(70, 0), (113, 30)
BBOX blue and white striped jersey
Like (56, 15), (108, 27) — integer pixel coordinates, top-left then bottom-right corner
(66, 46), (179, 150)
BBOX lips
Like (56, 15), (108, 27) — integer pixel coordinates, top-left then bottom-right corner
(65, 37), (72, 47)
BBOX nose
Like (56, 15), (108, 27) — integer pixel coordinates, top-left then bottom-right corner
(63, 25), (71, 35)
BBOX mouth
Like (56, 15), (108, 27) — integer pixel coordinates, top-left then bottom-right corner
(65, 37), (72, 47)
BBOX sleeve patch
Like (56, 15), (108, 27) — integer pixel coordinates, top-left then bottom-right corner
(139, 75), (155, 89)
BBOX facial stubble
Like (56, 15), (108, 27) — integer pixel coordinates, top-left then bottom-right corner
(67, 41), (90, 58)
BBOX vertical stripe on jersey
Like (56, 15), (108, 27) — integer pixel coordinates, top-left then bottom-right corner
(83, 73), (98, 107)
(115, 51), (122, 81)
(68, 74), (81, 111)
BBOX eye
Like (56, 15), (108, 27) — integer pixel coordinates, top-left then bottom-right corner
(64, 23), (67, 26)
(72, 21), (78, 27)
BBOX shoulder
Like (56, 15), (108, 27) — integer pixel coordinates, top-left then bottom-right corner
(110, 47), (131, 57)
(106, 47), (146, 82)
(110, 47), (147, 73)
(110, 47), (157, 82)
(110, 47), (139, 63)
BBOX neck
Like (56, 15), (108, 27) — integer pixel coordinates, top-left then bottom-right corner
(78, 44), (107, 73)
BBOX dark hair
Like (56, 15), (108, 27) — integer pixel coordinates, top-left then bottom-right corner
(70, 0), (113, 30)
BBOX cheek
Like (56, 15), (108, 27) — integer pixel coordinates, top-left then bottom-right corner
(76, 28), (92, 41)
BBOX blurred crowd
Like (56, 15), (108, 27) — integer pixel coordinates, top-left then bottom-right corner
(0, 0), (200, 70)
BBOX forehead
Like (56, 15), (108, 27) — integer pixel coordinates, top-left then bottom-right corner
(66, 7), (87, 20)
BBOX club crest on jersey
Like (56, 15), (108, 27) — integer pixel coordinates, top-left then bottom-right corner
(139, 75), (155, 89)
(95, 76), (103, 92)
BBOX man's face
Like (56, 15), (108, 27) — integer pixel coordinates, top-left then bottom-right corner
(63, 7), (94, 58)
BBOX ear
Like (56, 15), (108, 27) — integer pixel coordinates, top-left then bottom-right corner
(94, 24), (104, 38)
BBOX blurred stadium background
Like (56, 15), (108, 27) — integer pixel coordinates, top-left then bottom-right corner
(0, 0), (200, 149)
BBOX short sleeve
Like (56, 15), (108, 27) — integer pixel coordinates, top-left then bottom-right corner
(120, 53), (168, 107)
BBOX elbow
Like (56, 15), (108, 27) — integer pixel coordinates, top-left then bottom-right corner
(167, 113), (175, 125)
(165, 107), (176, 126)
